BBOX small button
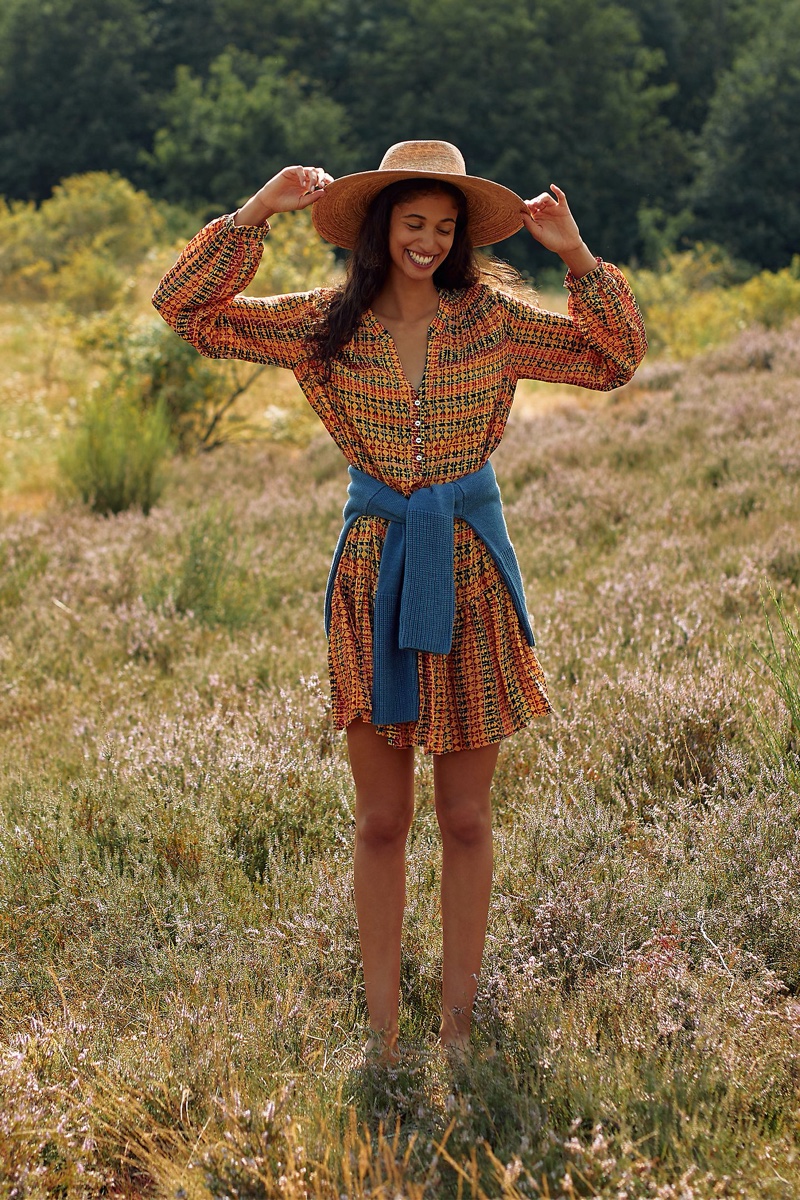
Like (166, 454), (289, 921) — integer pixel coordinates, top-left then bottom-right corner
(416, 454), (423, 461)
(414, 399), (421, 406)
(415, 436), (422, 443)
(414, 420), (421, 427)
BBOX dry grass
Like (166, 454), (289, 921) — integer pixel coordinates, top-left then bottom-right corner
(1, 297), (800, 1197)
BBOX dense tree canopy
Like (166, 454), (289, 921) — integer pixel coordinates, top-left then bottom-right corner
(0, 0), (154, 199)
(0, 0), (794, 269)
(147, 50), (350, 211)
(691, 1), (800, 271)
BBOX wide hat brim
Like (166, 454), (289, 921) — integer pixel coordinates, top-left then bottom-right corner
(311, 168), (525, 249)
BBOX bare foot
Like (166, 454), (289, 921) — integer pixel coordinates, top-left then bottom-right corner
(364, 1030), (399, 1066)
(439, 1032), (471, 1062)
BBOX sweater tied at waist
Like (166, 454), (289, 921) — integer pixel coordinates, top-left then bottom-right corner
(324, 461), (534, 726)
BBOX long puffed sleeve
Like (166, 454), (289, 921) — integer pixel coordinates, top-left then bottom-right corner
(500, 261), (647, 390)
(152, 214), (321, 371)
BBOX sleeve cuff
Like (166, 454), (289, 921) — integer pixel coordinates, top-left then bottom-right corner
(220, 211), (271, 240)
(563, 258), (605, 291)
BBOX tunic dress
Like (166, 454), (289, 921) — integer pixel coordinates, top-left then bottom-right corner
(152, 214), (647, 754)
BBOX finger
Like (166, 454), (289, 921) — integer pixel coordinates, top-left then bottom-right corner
(303, 167), (330, 194)
(521, 213), (547, 243)
(297, 182), (329, 208)
(550, 184), (570, 208)
(524, 193), (556, 212)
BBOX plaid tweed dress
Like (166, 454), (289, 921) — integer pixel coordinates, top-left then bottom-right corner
(153, 214), (647, 753)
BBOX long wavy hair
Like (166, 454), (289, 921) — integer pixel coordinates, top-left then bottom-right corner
(310, 178), (528, 377)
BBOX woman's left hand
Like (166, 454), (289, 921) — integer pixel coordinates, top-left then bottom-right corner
(521, 185), (598, 277)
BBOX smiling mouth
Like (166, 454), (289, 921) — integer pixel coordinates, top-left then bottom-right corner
(406, 250), (436, 267)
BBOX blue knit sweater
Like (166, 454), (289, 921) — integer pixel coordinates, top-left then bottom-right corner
(324, 461), (534, 725)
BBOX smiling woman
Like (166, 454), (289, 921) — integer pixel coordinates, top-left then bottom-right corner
(388, 193), (457, 275)
(152, 139), (647, 1063)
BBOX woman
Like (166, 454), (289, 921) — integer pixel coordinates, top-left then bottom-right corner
(153, 141), (646, 1060)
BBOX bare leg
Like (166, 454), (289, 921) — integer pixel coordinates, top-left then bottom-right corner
(434, 741), (500, 1050)
(346, 719), (415, 1058)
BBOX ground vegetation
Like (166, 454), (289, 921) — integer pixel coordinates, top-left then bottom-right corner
(1, 202), (799, 1192)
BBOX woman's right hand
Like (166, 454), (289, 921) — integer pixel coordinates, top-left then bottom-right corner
(235, 165), (334, 226)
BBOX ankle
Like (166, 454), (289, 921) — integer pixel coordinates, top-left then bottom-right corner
(439, 1011), (472, 1050)
(364, 1028), (399, 1065)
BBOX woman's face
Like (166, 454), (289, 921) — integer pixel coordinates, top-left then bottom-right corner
(387, 190), (459, 282)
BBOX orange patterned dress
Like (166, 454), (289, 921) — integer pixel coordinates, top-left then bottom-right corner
(153, 214), (647, 753)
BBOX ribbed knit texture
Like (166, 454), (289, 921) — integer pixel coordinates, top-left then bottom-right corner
(153, 213), (647, 752)
(325, 462), (534, 724)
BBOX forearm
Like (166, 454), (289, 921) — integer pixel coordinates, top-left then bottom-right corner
(234, 187), (275, 228)
(234, 165), (332, 227)
(559, 240), (598, 279)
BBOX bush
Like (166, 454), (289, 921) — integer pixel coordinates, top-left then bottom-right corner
(78, 314), (266, 453)
(0, 172), (163, 312)
(75, 209), (337, 453)
(147, 503), (258, 629)
(250, 208), (338, 297)
(627, 247), (800, 359)
(58, 388), (173, 515)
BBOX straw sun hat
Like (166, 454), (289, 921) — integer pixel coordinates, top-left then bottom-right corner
(311, 140), (525, 249)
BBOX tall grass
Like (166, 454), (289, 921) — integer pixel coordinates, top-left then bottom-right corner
(748, 587), (800, 766)
(2, 324), (800, 1195)
(58, 387), (173, 515)
(147, 501), (261, 629)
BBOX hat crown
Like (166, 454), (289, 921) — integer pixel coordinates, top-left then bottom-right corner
(378, 140), (467, 177)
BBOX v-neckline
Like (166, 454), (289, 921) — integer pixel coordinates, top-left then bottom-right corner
(366, 293), (446, 393)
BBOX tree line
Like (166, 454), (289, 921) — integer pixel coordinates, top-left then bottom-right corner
(1, 0), (798, 273)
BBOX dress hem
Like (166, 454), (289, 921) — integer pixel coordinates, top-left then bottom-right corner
(333, 700), (553, 755)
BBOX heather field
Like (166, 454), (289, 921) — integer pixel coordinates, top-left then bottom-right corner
(2, 307), (800, 1196)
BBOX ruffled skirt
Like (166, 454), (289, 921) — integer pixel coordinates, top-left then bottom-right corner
(327, 515), (551, 754)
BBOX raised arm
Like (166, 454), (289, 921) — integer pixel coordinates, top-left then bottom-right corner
(152, 165), (333, 370)
(502, 184), (647, 388)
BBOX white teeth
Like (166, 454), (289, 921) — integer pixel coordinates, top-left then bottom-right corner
(407, 250), (435, 266)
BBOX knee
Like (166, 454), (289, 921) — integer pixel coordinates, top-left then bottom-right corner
(356, 802), (413, 850)
(436, 797), (492, 847)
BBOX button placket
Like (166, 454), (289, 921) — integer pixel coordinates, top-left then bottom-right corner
(412, 391), (424, 466)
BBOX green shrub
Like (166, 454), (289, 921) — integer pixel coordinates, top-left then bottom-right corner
(627, 247), (800, 359)
(749, 588), (800, 764)
(0, 172), (163, 313)
(51, 245), (129, 316)
(84, 316), (235, 452)
(58, 388), (173, 515)
(150, 503), (258, 629)
(250, 208), (338, 296)
(72, 208), (337, 453)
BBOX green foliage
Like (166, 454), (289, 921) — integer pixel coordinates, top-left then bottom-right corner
(626, 247), (800, 357)
(692, 0), (800, 270)
(82, 315), (243, 452)
(150, 503), (259, 629)
(618, 0), (782, 132)
(0, 172), (163, 311)
(749, 588), (800, 765)
(74, 208), (335, 452)
(251, 208), (338, 296)
(282, 0), (680, 271)
(0, 0), (154, 200)
(0, 0), (794, 268)
(3, 321), (800, 1191)
(58, 388), (173, 515)
(148, 49), (350, 209)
